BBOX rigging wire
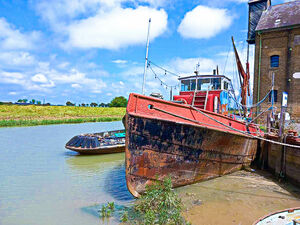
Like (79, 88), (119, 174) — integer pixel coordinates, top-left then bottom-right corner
(148, 60), (181, 78)
(223, 44), (231, 75)
(148, 64), (179, 89)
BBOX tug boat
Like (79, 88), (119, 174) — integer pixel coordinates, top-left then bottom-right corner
(124, 38), (264, 197)
(125, 81), (261, 197)
(65, 129), (125, 154)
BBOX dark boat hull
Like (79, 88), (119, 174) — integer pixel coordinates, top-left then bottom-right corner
(66, 145), (125, 155)
(65, 129), (125, 155)
(125, 94), (259, 197)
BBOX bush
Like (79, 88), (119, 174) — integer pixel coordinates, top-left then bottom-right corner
(133, 177), (188, 225)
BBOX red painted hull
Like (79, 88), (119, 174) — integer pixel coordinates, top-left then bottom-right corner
(125, 93), (260, 197)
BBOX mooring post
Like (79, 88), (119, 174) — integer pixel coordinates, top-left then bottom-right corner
(267, 113), (270, 133)
(279, 92), (288, 137)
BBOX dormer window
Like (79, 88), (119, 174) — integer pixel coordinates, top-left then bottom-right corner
(270, 55), (279, 68)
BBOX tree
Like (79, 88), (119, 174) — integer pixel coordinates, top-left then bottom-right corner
(90, 102), (98, 107)
(109, 96), (127, 107)
(37, 101), (41, 105)
(66, 101), (75, 106)
(81, 103), (86, 107)
(23, 99), (28, 103)
(31, 99), (35, 104)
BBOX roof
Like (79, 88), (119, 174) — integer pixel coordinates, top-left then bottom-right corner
(256, 1), (300, 31)
(249, 0), (268, 4)
(178, 75), (231, 81)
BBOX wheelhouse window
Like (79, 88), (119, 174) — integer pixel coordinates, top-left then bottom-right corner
(198, 79), (211, 90)
(223, 81), (229, 90)
(270, 55), (279, 68)
(181, 80), (190, 91)
(190, 79), (196, 90)
(269, 90), (278, 103)
(212, 78), (221, 90)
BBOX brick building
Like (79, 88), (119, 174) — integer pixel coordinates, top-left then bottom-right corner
(248, 0), (300, 121)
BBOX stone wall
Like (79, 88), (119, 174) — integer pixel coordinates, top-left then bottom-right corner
(253, 28), (300, 122)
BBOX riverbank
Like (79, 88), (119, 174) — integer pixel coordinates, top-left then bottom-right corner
(178, 170), (300, 225)
(0, 105), (125, 127)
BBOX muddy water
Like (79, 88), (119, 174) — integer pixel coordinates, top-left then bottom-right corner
(178, 170), (300, 225)
(0, 121), (299, 225)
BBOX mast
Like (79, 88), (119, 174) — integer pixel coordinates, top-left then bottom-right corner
(231, 36), (250, 117)
(142, 18), (151, 95)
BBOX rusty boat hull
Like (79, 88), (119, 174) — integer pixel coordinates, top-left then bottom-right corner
(125, 93), (260, 197)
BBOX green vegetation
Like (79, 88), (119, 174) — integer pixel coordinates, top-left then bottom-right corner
(124, 177), (190, 225)
(0, 105), (125, 127)
(120, 211), (129, 222)
(99, 202), (115, 218)
(109, 96), (128, 107)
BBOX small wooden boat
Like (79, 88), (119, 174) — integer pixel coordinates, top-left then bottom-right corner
(253, 207), (300, 225)
(65, 129), (125, 154)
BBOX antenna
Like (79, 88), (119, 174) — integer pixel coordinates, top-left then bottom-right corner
(142, 18), (151, 95)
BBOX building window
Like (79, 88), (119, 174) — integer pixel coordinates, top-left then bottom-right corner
(269, 90), (278, 103)
(270, 55), (279, 68)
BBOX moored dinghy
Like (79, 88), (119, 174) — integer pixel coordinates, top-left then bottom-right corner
(253, 207), (300, 225)
(65, 129), (125, 154)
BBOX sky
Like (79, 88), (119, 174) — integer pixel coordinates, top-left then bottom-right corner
(0, 0), (287, 105)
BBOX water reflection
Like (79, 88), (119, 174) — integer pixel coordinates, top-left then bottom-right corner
(66, 153), (125, 173)
(104, 164), (134, 201)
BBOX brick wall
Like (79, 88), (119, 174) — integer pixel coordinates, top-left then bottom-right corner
(253, 27), (300, 122)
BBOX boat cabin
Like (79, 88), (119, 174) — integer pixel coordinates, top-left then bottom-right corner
(173, 75), (230, 114)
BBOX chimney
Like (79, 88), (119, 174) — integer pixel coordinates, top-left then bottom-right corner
(247, 0), (271, 44)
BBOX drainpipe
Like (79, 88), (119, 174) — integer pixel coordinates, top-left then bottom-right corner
(257, 32), (262, 116)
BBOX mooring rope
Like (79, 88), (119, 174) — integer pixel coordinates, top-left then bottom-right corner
(228, 89), (272, 109)
(151, 105), (300, 149)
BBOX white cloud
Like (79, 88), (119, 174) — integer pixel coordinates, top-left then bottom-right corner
(0, 51), (36, 67)
(31, 73), (48, 83)
(177, 5), (233, 39)
(168, 57), (216, 75)
(71, 83), (82, 88)
(8, 92), (17, 95)
(66, 6), (167, 49)
(0, 18), (41, 50)
(112, 59), (127, 64)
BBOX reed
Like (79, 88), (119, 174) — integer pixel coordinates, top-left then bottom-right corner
(0, 117), (122, 127)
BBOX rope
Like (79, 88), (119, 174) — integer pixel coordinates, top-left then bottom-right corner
(151, 105), (300, 149)
(228, 89), (272, 109)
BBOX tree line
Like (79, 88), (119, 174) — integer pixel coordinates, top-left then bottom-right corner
(66, 96), (128, 107)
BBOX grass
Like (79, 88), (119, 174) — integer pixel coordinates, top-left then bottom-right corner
(0, 105), (125, 127)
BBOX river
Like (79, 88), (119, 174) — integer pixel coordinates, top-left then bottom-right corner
(0, 121), (299, 225)
(0, 121), (133, 225)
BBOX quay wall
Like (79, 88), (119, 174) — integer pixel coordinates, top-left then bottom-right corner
(257, 137), (300, 187)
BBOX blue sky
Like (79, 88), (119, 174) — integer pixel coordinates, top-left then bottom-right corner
(0, 0), (286, 105)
